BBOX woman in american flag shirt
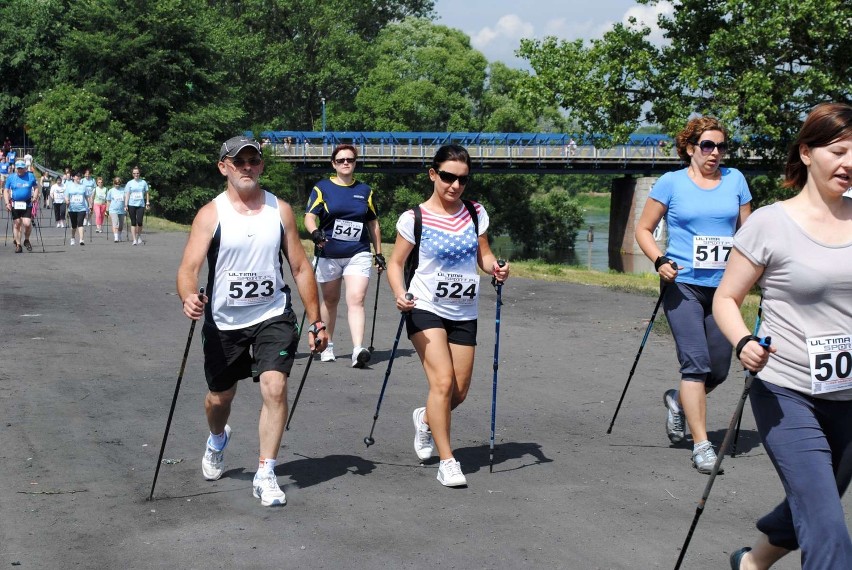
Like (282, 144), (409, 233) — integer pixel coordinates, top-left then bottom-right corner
(387, 144), (510, 488)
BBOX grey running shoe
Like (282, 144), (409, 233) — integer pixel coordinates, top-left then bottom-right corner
(201, 424), (232, 480)
(692, 443), (723, 474)
(664, 389), (685, 443)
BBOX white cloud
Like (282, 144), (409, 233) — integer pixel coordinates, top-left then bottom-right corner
(470, 14), (535, 49)
(623, 1), (673, 45)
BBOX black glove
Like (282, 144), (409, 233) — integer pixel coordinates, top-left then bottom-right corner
(374, 253), (387, 271)
(311, 229), (326, 246)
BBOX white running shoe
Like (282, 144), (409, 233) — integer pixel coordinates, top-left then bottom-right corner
(320, 342), (335, 362)
(132, 239), (138, 246)
(201, 425), (232, 481)
(437, 458), (467, 487)
(412, 407), (434, 460)
(69, 239), (75, 246)
(351, 346), (371, 368)
(253, 471), (286, 506)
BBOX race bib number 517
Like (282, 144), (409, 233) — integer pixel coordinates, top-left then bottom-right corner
(692, 236), (733, 269)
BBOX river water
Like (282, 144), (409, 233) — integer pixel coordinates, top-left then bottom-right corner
(491, 211), (655, 274)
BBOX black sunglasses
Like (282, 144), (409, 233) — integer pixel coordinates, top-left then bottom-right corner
(229, 156), (262, 167)
(436, 170), (470, 186)
(333, 157), (356, 164)
(696, 140), (729, 154)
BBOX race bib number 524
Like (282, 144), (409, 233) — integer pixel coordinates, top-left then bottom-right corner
(432, 272), (479, 305)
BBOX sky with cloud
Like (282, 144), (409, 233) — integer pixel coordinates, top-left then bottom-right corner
(432, 0), (672, 69)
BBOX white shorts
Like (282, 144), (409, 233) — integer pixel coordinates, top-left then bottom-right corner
(315, 251), (373, 283)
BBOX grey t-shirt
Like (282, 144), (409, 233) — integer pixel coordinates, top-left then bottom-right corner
(734, 201), (852, 400)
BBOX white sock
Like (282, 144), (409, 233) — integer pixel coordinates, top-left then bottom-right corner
(258, 458), (277, 476)
(439, 458), (456, 467)
(693, 440), (710, 452)
(208, 430), (227, 450)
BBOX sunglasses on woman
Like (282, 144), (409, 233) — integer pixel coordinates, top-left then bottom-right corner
(333, 157), (356, 164)
(696, 140), (729, 154)
(436, 170), (470, 186)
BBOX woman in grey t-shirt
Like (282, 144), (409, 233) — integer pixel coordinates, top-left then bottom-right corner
(714, 102), (852, 570)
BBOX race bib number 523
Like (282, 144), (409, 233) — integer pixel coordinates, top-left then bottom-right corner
(226, 270), (275, 307)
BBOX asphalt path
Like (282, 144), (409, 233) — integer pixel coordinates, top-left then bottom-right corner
(1, 215), (848, 569)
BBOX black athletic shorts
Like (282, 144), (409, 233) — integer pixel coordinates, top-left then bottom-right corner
(68, 211), (86, 228)
(201, 311), (299, 392)
(10, 204), (32, 220)
(128, 205), (145, 226)
(405, 308), (477, 346)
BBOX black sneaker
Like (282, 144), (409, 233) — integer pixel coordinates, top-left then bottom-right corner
(23, 239), (32, 252)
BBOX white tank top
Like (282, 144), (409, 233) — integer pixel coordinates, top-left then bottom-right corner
(205, 191), (292, 330)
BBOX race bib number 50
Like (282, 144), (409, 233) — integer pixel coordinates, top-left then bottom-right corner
(808, 334), (852, 395)
(226, 270), (275, 306)
(432, 272), (479, 305)
(692, 236), (733, 269)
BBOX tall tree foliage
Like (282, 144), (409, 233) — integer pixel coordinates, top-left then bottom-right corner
(518, 0), (852, 191)
(0, 0), (68, 143)
(221, 0), (434, 131)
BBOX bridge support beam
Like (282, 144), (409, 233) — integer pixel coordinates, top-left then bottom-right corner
(608, 176), (665, 273)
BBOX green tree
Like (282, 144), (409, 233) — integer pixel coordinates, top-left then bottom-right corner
(222, 0), (434, 131)
(517, 0), (852, 202)
(25, 85), (141, 176)
(0, 0), (69, 140)
(528, 189), (585, 250)
(344, 18), (487, 131)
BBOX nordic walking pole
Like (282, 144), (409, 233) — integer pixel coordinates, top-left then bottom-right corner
(489, 260), (507, 473)
(3, 209), (8, 246)
(368, 253), (386, 353)
(32, 207), (46, 253)
(364, 293), (413, 447)
(298, 252), (321, 337)
(606, 261), (677, 434)
(673, 336), (771, 570)
(731, 295), (763, 457)
(286, 323), (326, 431)
(148, 287), (205, 501)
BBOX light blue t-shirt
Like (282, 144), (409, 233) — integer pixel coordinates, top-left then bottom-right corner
(4, 172), (37, 202)
(65, 181), (91, 213)
(649, 167), (751, 287)
(126, 178), (149, 207)
(81, 176), (96, 193)
(107, 186), (127, 214)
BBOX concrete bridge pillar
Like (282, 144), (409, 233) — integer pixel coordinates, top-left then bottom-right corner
(608, 176), (665, 272)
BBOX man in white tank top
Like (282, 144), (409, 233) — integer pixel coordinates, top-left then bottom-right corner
(177, 136), (328, 507)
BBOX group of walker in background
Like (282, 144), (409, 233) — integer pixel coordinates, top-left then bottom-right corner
(38, 166), (151, 246)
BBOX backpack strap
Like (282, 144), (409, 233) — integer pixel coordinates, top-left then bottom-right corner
(462, 199), (479, 237)
(403, 206), (422, 288)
